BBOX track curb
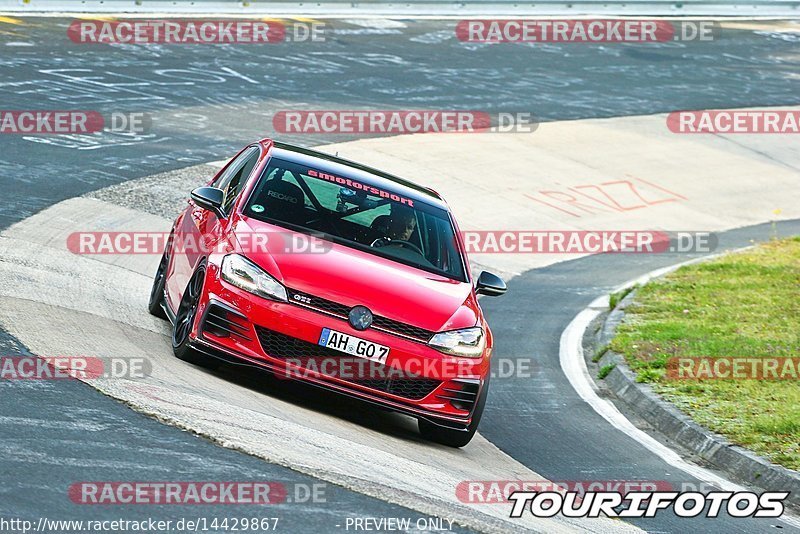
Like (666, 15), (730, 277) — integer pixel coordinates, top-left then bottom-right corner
(592, 270), (800, 507)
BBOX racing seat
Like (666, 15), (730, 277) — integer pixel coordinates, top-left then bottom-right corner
(358, 214), (391, 244)
(370, 215), (391, 235)
(257, 179), (306, 224)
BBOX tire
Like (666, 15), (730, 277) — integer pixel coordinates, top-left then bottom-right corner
(171, 262), (218, 369)
(418, 374), (490, 448)
(147, 247), (170, 319)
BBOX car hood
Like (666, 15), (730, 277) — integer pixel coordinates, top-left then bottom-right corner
(233, 217), (478, 332)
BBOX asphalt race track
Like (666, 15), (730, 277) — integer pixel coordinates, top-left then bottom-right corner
(3, 18), (800, 224)
(1, 16), (800, 533)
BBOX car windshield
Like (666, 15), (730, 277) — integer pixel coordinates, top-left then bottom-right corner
(243, 158), (467, 282)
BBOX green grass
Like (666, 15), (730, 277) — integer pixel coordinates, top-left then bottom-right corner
(609, 237), (800, 470)
(598, 363), (616, 380)
(609, 286), (636, 310)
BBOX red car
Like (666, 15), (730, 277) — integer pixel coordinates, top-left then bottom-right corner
(148, 139), (506, 447)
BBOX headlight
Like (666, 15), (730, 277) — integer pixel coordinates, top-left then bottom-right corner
(221, 254), (287, 302)
(428, 327), (485, 358)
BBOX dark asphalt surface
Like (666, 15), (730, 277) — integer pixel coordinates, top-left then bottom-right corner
(2, 18), (799, 226)
(1, 16), (799, 533)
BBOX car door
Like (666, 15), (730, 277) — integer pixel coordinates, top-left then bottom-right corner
(166, 146), (261, 312)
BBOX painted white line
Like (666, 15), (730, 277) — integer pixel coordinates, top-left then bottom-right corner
(342, 18), (407, 28)
(559, 255), (800, 529)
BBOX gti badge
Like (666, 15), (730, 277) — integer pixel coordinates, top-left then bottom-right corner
(292, 293), (312, 304)
(348, 305), (373, 330)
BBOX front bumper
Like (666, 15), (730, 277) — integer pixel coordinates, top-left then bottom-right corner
(189, 266), (490, 426)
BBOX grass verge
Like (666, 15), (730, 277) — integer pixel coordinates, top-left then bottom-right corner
(609, 237), (800, 470)
(598, 363), (616, 380)
(609, 286), (636, 310)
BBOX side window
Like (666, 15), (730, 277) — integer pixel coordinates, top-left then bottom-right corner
(212, 149), (249, 189)
(212, 146), (260, 214)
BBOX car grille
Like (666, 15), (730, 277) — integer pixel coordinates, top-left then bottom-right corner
(255, 326), (440, 401)
(286, 288), (435, 343)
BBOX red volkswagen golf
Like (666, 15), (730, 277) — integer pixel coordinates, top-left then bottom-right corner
(149, 139), (506, 447)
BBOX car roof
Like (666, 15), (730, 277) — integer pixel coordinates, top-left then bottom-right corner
(265, 141), (449, 211)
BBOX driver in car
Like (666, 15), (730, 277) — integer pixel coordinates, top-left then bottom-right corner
(369, 204), (417, 246)
(387, 205), (417, 241)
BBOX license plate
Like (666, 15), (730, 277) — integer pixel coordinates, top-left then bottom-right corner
(318, 328), (390, 364)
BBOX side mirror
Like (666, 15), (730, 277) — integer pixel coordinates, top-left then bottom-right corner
(475, 271), (507, 296)
(191, 187), (225, 219)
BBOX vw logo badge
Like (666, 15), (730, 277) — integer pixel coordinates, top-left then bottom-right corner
(348, 305), (373, 330)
